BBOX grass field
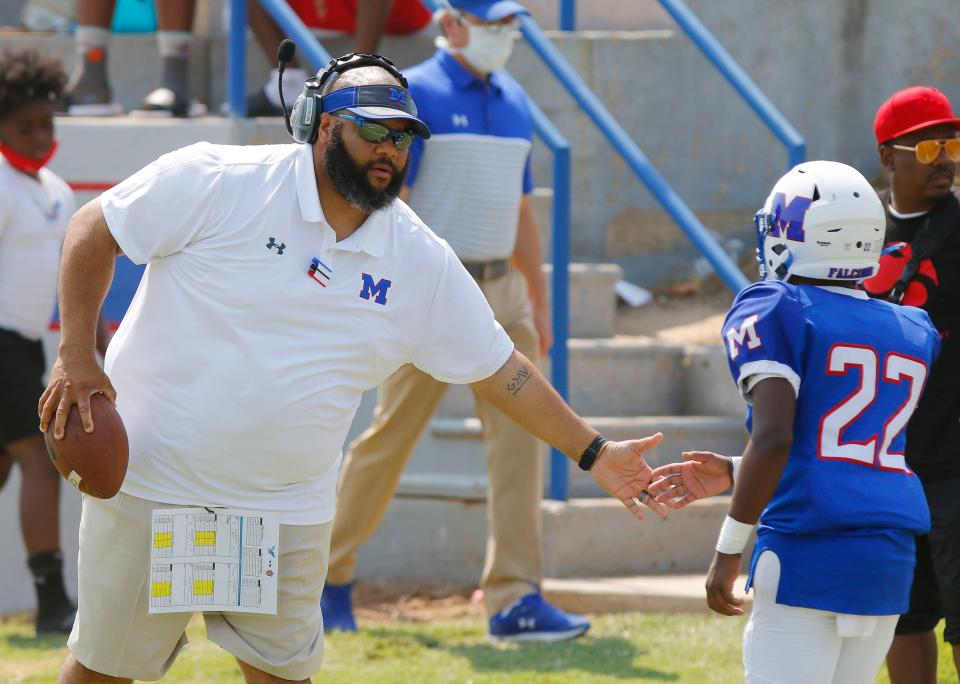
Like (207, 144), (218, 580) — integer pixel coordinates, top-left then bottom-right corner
(1, 612), (956, 683)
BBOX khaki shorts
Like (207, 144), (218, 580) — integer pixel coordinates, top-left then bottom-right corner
(68, 492), (331, 681)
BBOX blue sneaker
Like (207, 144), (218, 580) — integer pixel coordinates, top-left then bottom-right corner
(320, 582), (357, 632)
(488, 592), (590, 642)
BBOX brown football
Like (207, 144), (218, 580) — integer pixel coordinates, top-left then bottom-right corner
(44, 393), (128, 499)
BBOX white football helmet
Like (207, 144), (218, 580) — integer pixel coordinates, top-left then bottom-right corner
(756, 161), (885, 282)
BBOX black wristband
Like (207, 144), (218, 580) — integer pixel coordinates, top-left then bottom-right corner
(577, 435), (607, 471)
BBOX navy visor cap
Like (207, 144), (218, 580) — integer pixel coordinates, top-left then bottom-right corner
(321, 84), (431, 139)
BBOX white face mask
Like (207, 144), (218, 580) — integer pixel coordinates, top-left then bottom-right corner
(444, 18), (517, 75)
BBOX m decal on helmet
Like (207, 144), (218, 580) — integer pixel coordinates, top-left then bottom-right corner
(769, 193), (813, 242)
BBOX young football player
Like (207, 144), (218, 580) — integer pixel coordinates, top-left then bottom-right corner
(647, 160), (941, 684)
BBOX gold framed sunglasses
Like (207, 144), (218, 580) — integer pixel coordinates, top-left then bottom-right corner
(889, 138), (960, 164)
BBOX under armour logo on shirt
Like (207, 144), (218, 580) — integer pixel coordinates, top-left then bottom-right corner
(266, 237), (285, 254)
(452, 114), (469, 127)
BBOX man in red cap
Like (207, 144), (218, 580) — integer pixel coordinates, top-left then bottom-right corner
(864, 85), (960, 684)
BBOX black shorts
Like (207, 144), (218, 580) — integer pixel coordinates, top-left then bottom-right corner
(896, 477), (960, 644)
(0, 326), (46, 446)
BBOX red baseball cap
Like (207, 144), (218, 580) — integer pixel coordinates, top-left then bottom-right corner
(874, 86), (960, 144)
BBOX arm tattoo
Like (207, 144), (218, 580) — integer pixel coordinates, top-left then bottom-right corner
(507, 365), (532, 396)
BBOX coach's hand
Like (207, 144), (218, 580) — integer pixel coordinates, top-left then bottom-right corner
(39, 351), (116, 439)
(591, 434), (668, 521)
(648, 451), (733, 509)
(705, 551), (745, 616)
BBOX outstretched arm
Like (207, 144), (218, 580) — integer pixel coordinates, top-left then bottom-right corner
(471, 350), (667, 521)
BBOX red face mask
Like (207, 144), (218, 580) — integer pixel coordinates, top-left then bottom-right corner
(0, 140), (58, 174)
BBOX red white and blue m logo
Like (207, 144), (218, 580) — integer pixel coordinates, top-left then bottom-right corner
(308, 257), (333, 286)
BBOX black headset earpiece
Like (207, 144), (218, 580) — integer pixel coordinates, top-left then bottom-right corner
(286, 50), (409, 145)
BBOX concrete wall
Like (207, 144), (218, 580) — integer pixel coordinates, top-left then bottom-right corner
(508, 0), (960, 282)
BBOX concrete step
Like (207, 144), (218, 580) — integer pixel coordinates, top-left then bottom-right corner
(541, 497), (749, 577)
(51, 117), (289, 207)
(438, 337), (688, 418)
(542, 574), (752, 615)
(682, 345), (744, 418)
(542, 262), (622, 338)
(407, 415), (746, 498)
(436, 342), (742, 421)
(352, 495), (746, 584)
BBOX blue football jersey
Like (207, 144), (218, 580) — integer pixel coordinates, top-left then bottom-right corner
(724, 281), (941, 615)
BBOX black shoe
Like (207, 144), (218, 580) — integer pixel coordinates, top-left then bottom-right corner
(36, 603), (76, 636)
(246, 90), (284, 118)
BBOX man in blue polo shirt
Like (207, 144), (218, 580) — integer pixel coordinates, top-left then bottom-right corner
(322, 0), (589, 641)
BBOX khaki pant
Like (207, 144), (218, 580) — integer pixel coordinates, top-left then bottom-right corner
(69, 493), (330, 681)
(327, 269), (544, 616)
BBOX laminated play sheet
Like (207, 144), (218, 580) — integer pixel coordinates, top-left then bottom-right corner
(148, 507), (279, 614)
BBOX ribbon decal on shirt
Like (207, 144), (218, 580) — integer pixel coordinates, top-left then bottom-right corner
(308, 258), (332, 287)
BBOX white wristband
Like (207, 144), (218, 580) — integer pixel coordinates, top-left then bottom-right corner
(731, 456), (743, 484)
(715, 515), (753, 555)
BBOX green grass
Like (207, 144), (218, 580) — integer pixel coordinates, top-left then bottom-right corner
(0, 613), (955, 683)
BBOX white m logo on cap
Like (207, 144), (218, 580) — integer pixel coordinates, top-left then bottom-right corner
(726, 314), (762, 360)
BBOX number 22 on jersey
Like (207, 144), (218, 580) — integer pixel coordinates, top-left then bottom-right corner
(818, 344), (928, 472)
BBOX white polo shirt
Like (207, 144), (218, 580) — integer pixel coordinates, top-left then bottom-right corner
(0, 157), (74, 340)
(101, 142), (514, 524)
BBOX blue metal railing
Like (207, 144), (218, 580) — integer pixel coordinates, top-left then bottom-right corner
(559, 0), (575, 31)
(227, 0), (247, 117)
(658, 0), (805, 168)
(519, 15), (749, 293)
(526, 102), (573, 501)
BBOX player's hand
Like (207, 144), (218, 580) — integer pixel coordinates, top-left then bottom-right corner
(647, 451), (733, 509)
(532, 300), (553, 358)
(591, 433), (668, 521)
(39, 351), (116, 439)
(705, 551), (745, 616)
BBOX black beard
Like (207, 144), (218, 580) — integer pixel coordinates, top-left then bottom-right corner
(324, 124), (407, 212)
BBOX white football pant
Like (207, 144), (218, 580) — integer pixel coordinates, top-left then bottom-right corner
(742, 550), (898, 684)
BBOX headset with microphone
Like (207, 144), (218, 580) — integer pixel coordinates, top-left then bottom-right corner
(276, 40), (429, 145)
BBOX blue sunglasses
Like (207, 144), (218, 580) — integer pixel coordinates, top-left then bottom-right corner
(333, 113), (416, 150)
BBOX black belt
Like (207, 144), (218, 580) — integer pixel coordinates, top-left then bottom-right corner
(462, 259), (509, 282)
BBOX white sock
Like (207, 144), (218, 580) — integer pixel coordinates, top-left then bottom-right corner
(157, 30), (192, 59)
(264, 68), (307, 109)
(75, 25), (111, 53)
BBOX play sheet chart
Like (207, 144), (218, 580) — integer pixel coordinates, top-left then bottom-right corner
(148, 507), (279, 614)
